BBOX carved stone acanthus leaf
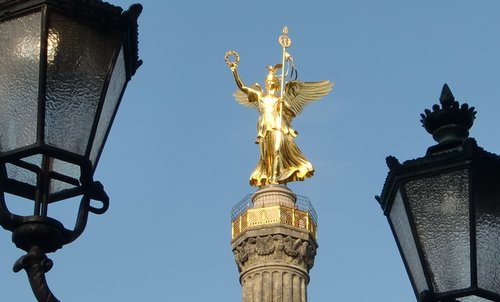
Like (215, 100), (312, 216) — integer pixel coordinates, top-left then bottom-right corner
(284, 236), (301, 257)
(233, 234), (316, 273)
(234, 245), (248, 267)
(256, 235), (275, 255)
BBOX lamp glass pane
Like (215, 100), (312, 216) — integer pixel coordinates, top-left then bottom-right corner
(48, 158), (80, 194)
(6, 163), (37, 186)
(404, 169), (470, 293)
(5, 154), (42, 186)
(49, 178), (77, 195)
(476, 176), (500, 294)
(45, 12), (119, 155)
(90, 47), (127, 167)
(23, 154), (43, 166)
(389, 189), (428, 294)
(0, 12), (40, 152)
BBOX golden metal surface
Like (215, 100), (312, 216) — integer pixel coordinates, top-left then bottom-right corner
(231, 205), (317, 240)
(226, 27), (333, 187)
(224, 50), (239, 67)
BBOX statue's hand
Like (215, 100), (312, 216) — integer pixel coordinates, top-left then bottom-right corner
(224, 50), (239, 71)
(228, 62), (237, 71)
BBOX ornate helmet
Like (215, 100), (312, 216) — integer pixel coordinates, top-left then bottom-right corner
(265, 64), (282, 90)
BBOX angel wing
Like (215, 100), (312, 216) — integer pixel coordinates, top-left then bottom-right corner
(233, 83), (263, 110)
(283, 80), (333, 118)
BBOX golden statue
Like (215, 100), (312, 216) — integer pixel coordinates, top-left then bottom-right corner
(226, 27), (333, 187)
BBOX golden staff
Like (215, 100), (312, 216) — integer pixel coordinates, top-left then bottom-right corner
(278, 26), (291, 126)
(272, 26), (291, 184)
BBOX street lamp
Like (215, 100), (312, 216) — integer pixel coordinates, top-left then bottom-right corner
(377, 84), (500, 302)
(0, 0), (142, 301)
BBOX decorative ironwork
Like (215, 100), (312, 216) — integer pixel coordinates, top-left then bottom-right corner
(231, 193), (317, 239)
(1, 181), (109, 302)
(231, 194), (253, 221)
(13, 246), (59, 302)
(231, 192), (317, 222)
(420, 83), (476, 154)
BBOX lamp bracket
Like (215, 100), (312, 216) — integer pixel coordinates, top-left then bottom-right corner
(13, 246), (59, 302)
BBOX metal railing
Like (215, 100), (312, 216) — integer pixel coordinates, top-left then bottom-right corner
(231, 192), (318, 239)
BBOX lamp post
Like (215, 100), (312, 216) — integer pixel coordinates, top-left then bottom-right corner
(0, 0), (142, 301)
(377, 84), (500, 302)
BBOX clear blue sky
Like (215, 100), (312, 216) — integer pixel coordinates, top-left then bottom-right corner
(2, 0), (500, 301)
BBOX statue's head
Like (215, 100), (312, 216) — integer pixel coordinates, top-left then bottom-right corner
(265, 64), (281, 91)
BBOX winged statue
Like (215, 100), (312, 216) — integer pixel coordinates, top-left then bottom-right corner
(225, 28), (333, 187)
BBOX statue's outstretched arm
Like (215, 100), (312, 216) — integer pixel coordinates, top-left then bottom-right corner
(231, 67), (248, 93)
(231, 67), (261, 104)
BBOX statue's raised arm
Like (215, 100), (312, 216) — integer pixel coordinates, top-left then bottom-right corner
(225, 28), (333, 187)
(225, 51), (261, 106)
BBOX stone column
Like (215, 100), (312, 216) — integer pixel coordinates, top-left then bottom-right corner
(231, 185), (318, 302)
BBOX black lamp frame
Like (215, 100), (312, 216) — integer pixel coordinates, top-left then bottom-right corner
(378, 84), (500, 302)
(0, 1), (142, 301)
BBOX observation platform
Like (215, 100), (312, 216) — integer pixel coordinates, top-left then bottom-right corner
(231, 185), (317, 240)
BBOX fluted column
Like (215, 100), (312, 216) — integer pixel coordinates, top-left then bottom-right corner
(242, 268), (308, 302)
(231, 185), (318, 302)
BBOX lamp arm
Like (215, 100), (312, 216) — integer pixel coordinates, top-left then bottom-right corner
(6, 181), (109, 302)
(13, 246), (59, 302)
